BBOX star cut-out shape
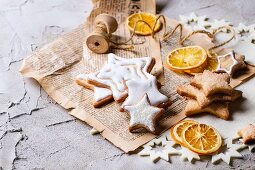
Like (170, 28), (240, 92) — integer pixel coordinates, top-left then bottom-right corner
(139, 137), (179, 162)
(216, 51), (238, 75)
(76, 74), (113, 107)
(235, 23), (255, 41)
(211, 138), (245, 165)
(209, 19), (231, 32)
(179, 12), (210, 31)
(177, 146), (200, 162)
(125, 94), (164, 133)
(238, 124), (255, 144)
(239, 139), (255, 152)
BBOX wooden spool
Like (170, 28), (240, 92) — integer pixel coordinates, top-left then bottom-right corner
(86, 14), (118, 54)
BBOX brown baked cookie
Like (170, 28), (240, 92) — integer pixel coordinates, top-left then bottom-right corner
(124, 94), (164, 134)
(215, 51), (247, 77)
(238, 124), (255, 144)
(76, 75), (113, 108)
(177, 84), (242, 108)
(84, 54), (156, 103)
(190, 70), (233, 96)
(184, 99), (230, 120)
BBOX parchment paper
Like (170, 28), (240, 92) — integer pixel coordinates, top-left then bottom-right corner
(20, 0), (255, 153)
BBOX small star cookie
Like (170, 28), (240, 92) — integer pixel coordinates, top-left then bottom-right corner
(215, 51), (247, 77)
(238, 124), (255, 144)
(124, 94), (164, 134)
(177, 84), (242, 108)
(121, 75), (170, 110)
(184, 99), (230, 120)
(191, 70), (232, 96)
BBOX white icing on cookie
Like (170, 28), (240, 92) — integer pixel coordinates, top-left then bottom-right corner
(94, 87), (112, 102)
(86, 53), (154, 101)
(216, 51), (238, 75)
(125, 94), (163, 133)
(76, 74), (112, 102)
(122, 74), (168, 109)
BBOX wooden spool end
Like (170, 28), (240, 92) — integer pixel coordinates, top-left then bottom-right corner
(86, 13), (118, 54)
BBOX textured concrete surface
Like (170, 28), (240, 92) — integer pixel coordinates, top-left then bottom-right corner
(0, 0), (255, 169)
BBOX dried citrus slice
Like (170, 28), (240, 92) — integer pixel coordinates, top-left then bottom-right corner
(166, 46), (208, 71)
(126, 12), (161, 35)
(170, 120), (198, 145)
(182, 123), (222, 155)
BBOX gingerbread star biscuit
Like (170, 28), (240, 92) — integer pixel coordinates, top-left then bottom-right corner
(86, 53), (155, 102)
(184, 99), (230, 120)
(121, 75), (171, 110)
(177, 84), (242, 108)
(76, 74), (113, 107)
(215, 51), (247, 77)
(190, 70), (233, 96)
(124, 94), (164, 134)
(238, 124), (255, 144)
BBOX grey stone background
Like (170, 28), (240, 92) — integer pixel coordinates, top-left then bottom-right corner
(0, 0), (254, 169)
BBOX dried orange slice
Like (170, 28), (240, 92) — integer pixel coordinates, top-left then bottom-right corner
(126, 12), (161, 35)
(166, 46), (208, 71)
(182, 123), (222, 155)
(170, 120), (198, 145)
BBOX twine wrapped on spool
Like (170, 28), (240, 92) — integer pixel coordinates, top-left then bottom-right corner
(86, 14), (118, 54)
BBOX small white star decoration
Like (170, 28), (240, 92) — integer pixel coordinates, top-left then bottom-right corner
(138, 134), (200, 163)
(211, 138), (246, 164)
(138, 135), (179, 162)
(178, 13), (255, 64)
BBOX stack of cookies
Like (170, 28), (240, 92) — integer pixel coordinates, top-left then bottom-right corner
(177, 70), (242, 120)
(76, 53), (171, 134)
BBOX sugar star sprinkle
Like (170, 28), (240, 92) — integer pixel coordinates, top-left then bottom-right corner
(211, 138), (245, 164)
(139, 137), (179, 162)
(124, 94), (164, 133)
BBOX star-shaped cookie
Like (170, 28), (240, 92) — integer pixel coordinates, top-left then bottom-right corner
(86, 53), (155, 102)
(191, 70), (233, 96)
(124, 94), (164, 134)
(177, 84), (242, 108)
(238, 124), (255, 144)
(184, 99), (230, 120)
(215, 51), (247, 77)
(121, 75), (170, 110)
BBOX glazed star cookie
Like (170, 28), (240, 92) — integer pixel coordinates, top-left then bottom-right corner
(215, 51), (247, 77)
(190, 70), (233, 96)
(84, 53), (155, 102)
(76, 74), (113, 107)
(184, 99), (230, 120)
(177, 84), (242, 108)
(124, 94), (164, 134)
(121, 74), (170, 110)
(238, 124), (255, 144)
